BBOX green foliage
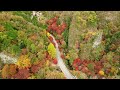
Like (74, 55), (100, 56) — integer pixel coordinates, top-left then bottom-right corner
(13, 11), (40, 27)
(36, 68), (46, 79)
(87, 63), (94, 71)
(0, 59), (4, 70)
(68, 50), (78, 65)
(106, 51), (115, 63)
(63, 17), (72, 48)
(111, 31), (120, 43)
(6, 30), (18, 40)
(91, 44), (105, 61)
(11, 45), (21, 56)
(30, 44), (36, 53)
(116, 46), (120, 55)
(87, 11), (98, 27)
(4, 22), (14, 31)
(37, 51), (45, 60)
(1, 38), (11, 50)
(3, 22), (18, 40)
(74, 11), (98, 29)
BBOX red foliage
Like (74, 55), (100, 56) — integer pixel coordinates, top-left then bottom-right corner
(56, 39), (60, 43)
(45, 51), (52, 60)
(75, 66), (79, 71)
(53, 58), (58, 64)
(48, 36), (53, 42)
(105, 68), (111, 74)
(59, 22), (67, 32)
(81, 67), (89, 73)
(14, 68), (30, 79)
(94, 65), (102, 73)
(45, 51), (49, 58)
(51, 22), (58, 31)
(47, 25), (52, 32)
(56, 29), (62, 35)
(46, 16), (67, 35)
(72, 58), (83, 71)
(87, 71), (92, 76)
(31, 65), (40, 73)
(73, 58), (82, 66)
(46, 16), (58, 25)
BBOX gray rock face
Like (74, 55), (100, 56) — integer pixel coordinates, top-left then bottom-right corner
(0, 52), (17, 64)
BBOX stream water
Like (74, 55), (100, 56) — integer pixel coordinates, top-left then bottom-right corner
(49, 33), (77, 79)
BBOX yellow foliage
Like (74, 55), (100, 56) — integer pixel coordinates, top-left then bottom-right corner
(80, 43), (83, 48)
(46, 32), (50, 37)
(45, 71), (65, 79)
(47, 43), (56, 58)
(28, 74), (36, 79)
(78, 17), (87, 27)
(111, 67), (118, 74)
(16, 55), (31, 69)
(46, 60), (50, 67)
(86, 31), (96, 37)
(65, 54), (70, 59)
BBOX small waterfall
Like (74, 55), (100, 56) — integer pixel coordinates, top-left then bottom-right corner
(92, 32), (103, 48)
(49, 34), (77, 79)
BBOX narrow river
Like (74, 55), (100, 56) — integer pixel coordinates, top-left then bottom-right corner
(47, 32), (77, 79)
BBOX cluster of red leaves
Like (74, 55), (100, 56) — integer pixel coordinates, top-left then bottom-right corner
(72, 58), (82, 71)
(72, 58), (105, 76)
(61, 54), (65, 59)
(45, 51), (52, 61)
(52, 58), (58, 64)
(46, 17), (66, 65)
(14, 68), (30, 79)
(48, 36), (56, 47)
(46, 16), (67, 35)
(73, 59), (92, 76)
(94, 61), (104, 73)
(48, 36), (53, 42)
(30, 64), (41, 73)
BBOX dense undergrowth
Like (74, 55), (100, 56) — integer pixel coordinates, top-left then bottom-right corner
(0, 11), (120, 79)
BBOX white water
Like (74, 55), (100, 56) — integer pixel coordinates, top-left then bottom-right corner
(92, 32), (103, 48)
(49, 34), (77, 79)
(0, 52), (17, 64)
